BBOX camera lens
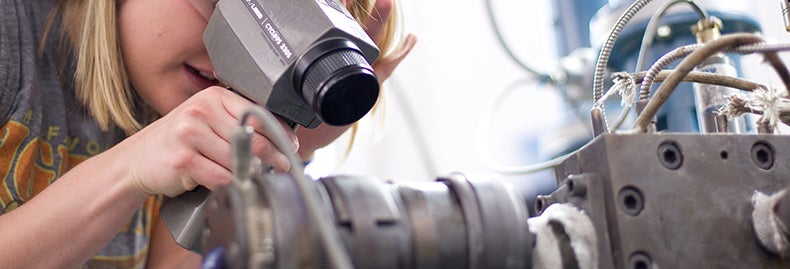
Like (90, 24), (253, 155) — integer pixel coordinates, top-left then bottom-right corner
(296, 40), (379, 126)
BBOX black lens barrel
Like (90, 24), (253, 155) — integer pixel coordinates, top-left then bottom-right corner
(294, 39), (379, 126)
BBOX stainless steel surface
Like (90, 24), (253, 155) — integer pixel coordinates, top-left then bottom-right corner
(201, 173), (533, 268)
(552, 133), (790, 268)
(160, 187), (210, 253)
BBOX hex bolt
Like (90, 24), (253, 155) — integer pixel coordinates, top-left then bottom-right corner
(751, 141), (774, 170)
(618, 187), (644, 216)
(627, 252), (652, 269)
(657, 141), (683, 170)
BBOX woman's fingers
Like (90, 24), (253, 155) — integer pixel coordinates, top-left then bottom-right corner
(126, 87), (300, 197)
(215, 88), (298, 171)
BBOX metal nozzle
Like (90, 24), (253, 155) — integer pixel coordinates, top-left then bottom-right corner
(782, 0), (790, 32)
(691, 17), (723, 44)
(590, 107), (606, 137)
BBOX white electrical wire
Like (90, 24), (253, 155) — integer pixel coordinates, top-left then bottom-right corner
(483, 0), (565, 82)
(477, 78), (577, 175)
(634, 0), (709, 73)
(238, 107), (353, 269)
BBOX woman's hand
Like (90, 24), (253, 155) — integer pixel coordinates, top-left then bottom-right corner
(114, 87), (298, 198)
(345, 0), (417, 82)
(0, 89), (289, 267)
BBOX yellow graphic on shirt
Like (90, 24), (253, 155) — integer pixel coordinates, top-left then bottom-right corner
(0, 120), (91, 210)
(2, 113), (159, 268)
(0, 120), (29, 209)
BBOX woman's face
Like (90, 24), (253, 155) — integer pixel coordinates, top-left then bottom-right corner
(118, 0), (219, 115)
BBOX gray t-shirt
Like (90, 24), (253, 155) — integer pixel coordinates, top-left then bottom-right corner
(0, 0), (159, 268)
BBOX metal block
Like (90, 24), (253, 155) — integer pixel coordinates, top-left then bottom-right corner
(554, 133), (790, 268)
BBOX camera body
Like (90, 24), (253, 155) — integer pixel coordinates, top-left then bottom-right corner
(205, 0), (380, 128)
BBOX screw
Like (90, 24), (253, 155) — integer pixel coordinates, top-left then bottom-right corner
(751, 142), (774, 170)
(618, 187), (644, 216)
(657, 141), (683, 170)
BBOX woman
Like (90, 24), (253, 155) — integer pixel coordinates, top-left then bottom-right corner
(0, 0), (415, 267)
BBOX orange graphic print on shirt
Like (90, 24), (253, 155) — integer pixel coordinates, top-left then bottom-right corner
(0, 119), (89, 211)
(0, 116), (161, 269)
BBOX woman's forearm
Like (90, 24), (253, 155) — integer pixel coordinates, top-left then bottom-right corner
(0, 147), (148, 268)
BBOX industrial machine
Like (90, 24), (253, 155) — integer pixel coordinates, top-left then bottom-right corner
(163, 0), (790, 268)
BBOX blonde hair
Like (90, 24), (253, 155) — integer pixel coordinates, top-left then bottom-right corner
(344, 0), (405, 155)
(48, 0), (139, 134)
(347, 0), (404, 57)
(49, 0), (404, 135)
